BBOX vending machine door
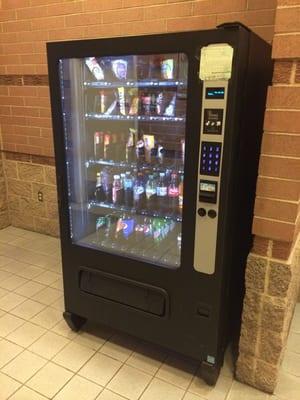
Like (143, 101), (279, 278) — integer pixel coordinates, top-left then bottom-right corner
(59, 52), (189, 270)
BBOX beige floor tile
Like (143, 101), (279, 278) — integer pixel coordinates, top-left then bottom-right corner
(0, 292), (27, 312)
(30, 306), (62, 329)
(282, 351), (300, 377)
(73, 322), (113, 351)
(0, 230), (17, 243)
(100, 333), (138, 362)
(27, 362), (73, 398)
(1, 227), (27, 237)
(96, 389), (128, 399)
(53, 341), (95, 372)
(9, 386), (48, 400)
(50, 278), (64, 290)
(6, 322), (46, 348)
(51, 296), (65, 311)
(183, 392), (206, 400)
(0, 255), (12, 267)
(291, 305), (300, 334)
(0, 287), (9, 299)
(227, 381), (268, 400)
(0, 269), (12, 281)
(51, 320), (78, 340)
(0, 371), (21, 400)
(29, 331), (70, 359)
(0, 274), (27, 291)
(17, 264), (44, 280)
(32, 287), (62, 306)
(108, 364), (152, 400)
(0, 260), (27, 275)
(221, 346), (234, 378)
(188, 374), (233, 400)
(286, 331), (300, 354)
(15, 281), (46, 298)
(33, 271), (61, 286)
(53, 375), (102, 400)
(126, 342), (166, 375)
(0, 309), (5, 317)
(140, 377), (185, 400)
(0, 313), (25, 337)
(2, 350), (47, 383)
(156, 354), (199, 390)
(0, 339), (23, 368)
(10, 299), (46, 320)
(47, 263), (63, 275)
(79, 353), (122, 386)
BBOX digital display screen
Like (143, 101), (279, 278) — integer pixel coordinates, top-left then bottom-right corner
(200, 181), (216, 193)
(205, 87), (225, 99)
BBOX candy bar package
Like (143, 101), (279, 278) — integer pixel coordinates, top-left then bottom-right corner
(164, 94), (176, 117)
(118, 87), (126, 115)
(85, 57), (104, 80)
(112, 59), (128, 80)
(161, 59), (174, 80)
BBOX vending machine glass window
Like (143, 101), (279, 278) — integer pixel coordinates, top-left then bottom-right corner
(60, 53), (188, 269)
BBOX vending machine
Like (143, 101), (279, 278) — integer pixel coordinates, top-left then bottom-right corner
(47, 23), (272, 384)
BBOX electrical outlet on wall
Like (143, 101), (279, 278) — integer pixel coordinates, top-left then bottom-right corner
(37, 191), (43, 202)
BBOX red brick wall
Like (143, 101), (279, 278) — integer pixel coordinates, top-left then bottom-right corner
(252, 0), (300, 251)
(0, 0), (276, 154)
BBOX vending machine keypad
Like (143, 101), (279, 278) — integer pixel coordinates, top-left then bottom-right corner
(200, 142), (222, 176)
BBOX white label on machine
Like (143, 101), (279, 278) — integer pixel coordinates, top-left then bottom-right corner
(199, 44), (234, 81)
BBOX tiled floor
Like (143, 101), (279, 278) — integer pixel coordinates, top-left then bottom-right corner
(0, 226), (299, 400)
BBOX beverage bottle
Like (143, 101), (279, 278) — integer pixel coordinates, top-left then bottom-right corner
(168, 173), (179, 214)
(112, 175), (122, 205)
(126, 128), (137, 163)
(156, 172), (168, 212)
(120, 173), (125, 205)
(178, 175), (184, 210)
(94, 132), (104, 160)
(102, 167), (112, 203)
(96, 216), (107, 244)
(95, 172), (106, 202)
(145, 174), (156, 209)
(115, 212), (135, 251)
(133, 172), (146, 209)
(102, 214), (117, 248)
(104, 132), (111, 160)
(124, 171), (134, 208)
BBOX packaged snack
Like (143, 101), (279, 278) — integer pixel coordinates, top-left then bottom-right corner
(118, 87), (126, 115)
(105, 99), (117, 115)
(112, 59), (127, 80)
(142, 93), (151, 115)
(143, 134), (155, 163)
(156, 92), (164, 115)
(85, 57), (104, 80)
(164, 94), (176, 117)
(129, 97), (139, 115)
(161, 59), (174, 80)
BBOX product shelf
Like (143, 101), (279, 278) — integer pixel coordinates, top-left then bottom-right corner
(87, 200), (182, 222)
(85, 113), (185, 122)
(84, 80), (186, 89)
(86, 159), (184, 174)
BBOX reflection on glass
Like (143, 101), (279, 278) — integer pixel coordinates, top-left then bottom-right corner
(60, 53), (188, 269)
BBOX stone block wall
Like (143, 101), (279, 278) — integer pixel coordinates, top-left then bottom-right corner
(236, 239), (300, 392)
(3, 151), (59, 236)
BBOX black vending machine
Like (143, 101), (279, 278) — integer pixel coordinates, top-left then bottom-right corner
(47, 23), (272, 384)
